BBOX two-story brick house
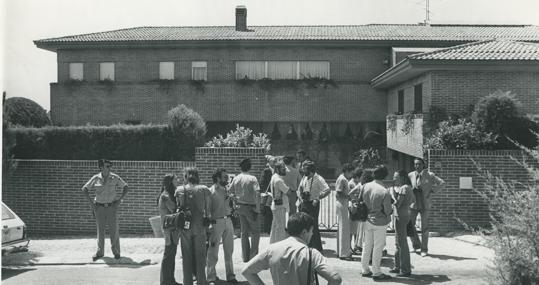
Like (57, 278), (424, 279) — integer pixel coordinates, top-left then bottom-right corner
(34, 6), (539, 175)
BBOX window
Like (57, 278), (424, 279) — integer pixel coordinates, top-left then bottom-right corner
(398, 90), (404, 114)
(414, 84), (423, 112)
(299, 61), (330, 79)
(235, 61), (330, 80)
(99, 62), (115, 81)
(159, 62), (174, 80)
(69, 63), (83, 80)
(191, 61), (207, 81)
(236, 61), (265, 80)
(267, 61), (297, 79)
(2, 204), (15, 220)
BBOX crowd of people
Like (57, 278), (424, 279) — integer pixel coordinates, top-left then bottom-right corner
(82, 152), (444, 285)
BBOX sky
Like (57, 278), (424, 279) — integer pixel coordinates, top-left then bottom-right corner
(1, 0), (539, 110)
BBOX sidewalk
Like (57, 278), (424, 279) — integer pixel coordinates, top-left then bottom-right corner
(2, 232), (494, 284)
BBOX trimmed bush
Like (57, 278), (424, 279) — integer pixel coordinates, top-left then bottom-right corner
(205, 124), (270, 149)
(472, 91), (538, 148)
(4, 97), (51, 127)
(167, 104), (206, 145)
(9, 124), (195, 161)
(425, 119), (498, 150)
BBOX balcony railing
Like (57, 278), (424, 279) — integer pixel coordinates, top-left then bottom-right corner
(386, 113), (424, 158)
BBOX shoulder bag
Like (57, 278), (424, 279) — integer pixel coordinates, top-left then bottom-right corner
(163, 187), (191, 230)
(349, 185), (368, 222)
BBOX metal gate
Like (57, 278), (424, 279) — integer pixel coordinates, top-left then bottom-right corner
(318, 181), (421, 232)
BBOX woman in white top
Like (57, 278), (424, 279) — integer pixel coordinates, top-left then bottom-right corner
(269, 162), (290, 244)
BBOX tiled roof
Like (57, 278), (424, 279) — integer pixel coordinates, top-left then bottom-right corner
(409, 40), (539, 60)
(35, 24), (539, 44)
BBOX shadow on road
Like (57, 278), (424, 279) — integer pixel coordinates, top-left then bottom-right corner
(1, 267), (37, 280)
(372, 274), (451, 284)
(101, 256), (152, 267)
(1, 251), (43, 267)
(425, 254), (477, 261)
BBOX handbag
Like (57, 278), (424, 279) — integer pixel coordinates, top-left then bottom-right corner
(349, 185), (368, 222)
(163, 187), (191, 230)
(271, 177), (283, 206)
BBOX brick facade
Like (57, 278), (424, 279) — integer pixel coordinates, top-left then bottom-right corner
(2, 148), (267, 235)
(52, 46), (390, 126)
(427, 149), (537, 233)
(431, 71), (539, 116)
(386, 71), (539, 116)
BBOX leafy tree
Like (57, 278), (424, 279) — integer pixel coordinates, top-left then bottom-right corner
(4, 97), (51, 127)
(167, 104), (206, 145)
(472, 91), (537, 148)
(352, 148), (383, 169)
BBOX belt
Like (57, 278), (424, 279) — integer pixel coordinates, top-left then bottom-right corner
(95, 202), (115, 207)
(215, 215), (233, 220)
(237, 202), (256, 207)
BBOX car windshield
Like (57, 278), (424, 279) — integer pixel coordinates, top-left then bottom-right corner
(2, 204), (16, 220)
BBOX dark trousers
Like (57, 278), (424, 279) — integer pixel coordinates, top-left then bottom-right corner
(299, 201), (323, 251)
(394, 215), (411, 274)
(160, 240), (178, 285)
(180, 228), (207, 285)
(287, 191), (298, 215)
(261, 205), (273, 233)
(409, 208), (430, 252)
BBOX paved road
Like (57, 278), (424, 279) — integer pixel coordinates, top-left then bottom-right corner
(2, 234), (492, 285)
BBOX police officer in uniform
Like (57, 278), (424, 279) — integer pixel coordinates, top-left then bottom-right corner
(82, 159), (129, 261)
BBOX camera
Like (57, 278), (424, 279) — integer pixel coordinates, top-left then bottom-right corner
(274, 198), (283, 206)
(300, 191), (311, 201)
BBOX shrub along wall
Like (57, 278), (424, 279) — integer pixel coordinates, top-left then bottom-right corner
(8, 125), (195, 161)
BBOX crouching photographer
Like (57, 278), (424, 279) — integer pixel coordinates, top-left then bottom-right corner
(298, 160), (331, 252)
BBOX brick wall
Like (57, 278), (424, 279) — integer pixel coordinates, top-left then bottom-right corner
(51, 82), (386, 125)
(52, 46), (390, 126)
(427, 149), (537, 233)
(2, 148), (268, 235)
(2, 160), (195, 235)
(431, 71), (539, 116)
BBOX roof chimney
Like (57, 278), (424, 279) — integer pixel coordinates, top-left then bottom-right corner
(235, 6), (247, 31)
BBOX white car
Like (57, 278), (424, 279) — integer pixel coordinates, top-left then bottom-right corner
(2, 202), (30, 255)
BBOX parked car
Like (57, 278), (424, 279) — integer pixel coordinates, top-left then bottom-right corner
(2, 202), (30, 255)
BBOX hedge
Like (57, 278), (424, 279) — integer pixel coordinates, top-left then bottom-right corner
(9, 124), (195, 161)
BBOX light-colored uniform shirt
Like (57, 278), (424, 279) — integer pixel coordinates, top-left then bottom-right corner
(270, 173), (289, 211)
(243, 236), (332, 285)
(298, 174), (330, 201)
(335, 174), (350, 203)
(83, 172), (127, 203)
(362, 180), (393, 226)
(209, 184), (233, 219)
(230, 172), (261, 206)
(283, 165), (301, 191)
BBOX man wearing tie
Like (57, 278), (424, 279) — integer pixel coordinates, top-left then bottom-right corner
(408, 158), (445, 257)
